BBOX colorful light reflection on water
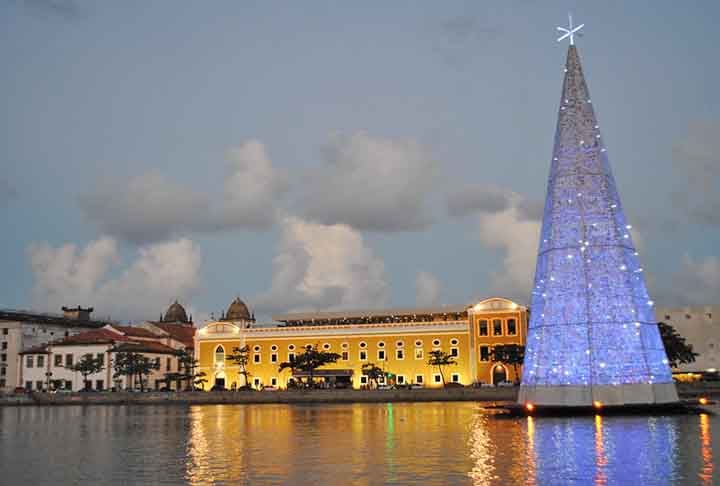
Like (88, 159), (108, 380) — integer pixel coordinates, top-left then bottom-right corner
(0, 403), (716, 485)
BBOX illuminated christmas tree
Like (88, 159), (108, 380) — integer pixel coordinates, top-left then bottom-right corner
(518, 19), (678, 407)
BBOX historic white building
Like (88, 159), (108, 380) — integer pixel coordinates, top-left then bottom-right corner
(20, 325), (187, 392)
(15, 301), (196, 392)
(0, 306), (106, 391)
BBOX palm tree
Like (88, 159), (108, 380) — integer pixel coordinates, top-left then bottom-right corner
(427, 350), (457, 386)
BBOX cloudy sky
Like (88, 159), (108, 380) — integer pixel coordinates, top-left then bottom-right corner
(1, 1), (718, 322)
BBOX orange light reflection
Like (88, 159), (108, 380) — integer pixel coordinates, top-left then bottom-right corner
(699, 413), (713, 485)
(594, 414), (608, 486)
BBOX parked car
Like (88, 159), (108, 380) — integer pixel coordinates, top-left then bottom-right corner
(262, 386), (278, 392)
(497, 381), (515, 387)
(408, 384), (424, 390)
(444, 382), (464, 388)
(210, 384), (227, 392)
(377, 384), (393, 390)
(13, 387), (26, 394)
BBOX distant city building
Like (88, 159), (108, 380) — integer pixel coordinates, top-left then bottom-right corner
(18, 301), (197, 392)
(656, 306), (719, 377)
(195, 297), (528, 390)
(10, 301), (196, 392)
(0, 306), (106, 391)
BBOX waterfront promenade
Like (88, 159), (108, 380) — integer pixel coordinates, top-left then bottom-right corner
(1, 383), (718, 406)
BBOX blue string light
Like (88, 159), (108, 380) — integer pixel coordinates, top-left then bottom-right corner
(520, 45), (674, 391)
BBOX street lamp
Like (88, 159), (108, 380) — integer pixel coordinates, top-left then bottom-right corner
(45, 371), (53, 392)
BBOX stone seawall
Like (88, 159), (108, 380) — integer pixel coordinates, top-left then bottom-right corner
(10, 387), (518, 406)
(3, 383), (716, 407)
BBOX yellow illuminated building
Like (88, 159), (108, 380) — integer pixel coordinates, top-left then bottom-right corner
(195, 297), (527, 390)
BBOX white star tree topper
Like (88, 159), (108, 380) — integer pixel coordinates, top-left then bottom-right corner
(556, 13), (584, 45)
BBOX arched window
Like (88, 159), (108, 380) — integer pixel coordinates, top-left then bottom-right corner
(215, 345), (225, 364)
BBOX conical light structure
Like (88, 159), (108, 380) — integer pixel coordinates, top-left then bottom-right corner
(518, 45), (678, 407)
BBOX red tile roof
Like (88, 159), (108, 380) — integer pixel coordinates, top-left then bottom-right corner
(51, 329), (132, 346)
(154, 323), (196, 348)
(112, 325), (159, 338)
(111, 341), (178, 355)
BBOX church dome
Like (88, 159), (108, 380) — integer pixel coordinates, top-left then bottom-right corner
(163, 300), (189, 323)
(225, 297), (253, 321)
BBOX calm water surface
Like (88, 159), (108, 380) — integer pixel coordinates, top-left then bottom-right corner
(0, 402), (717, 485)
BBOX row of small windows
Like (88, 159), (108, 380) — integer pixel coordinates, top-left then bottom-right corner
(214, 342), (461, 364)
(233, 338), (461, 354)
(478, 318), (517, 337)
(26, 353), (177, 371)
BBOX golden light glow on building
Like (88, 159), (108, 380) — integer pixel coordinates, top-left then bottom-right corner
(195, 297), (528, 390)
(699, 413), (714, 485)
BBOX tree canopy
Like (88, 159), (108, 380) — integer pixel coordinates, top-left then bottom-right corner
(227, 345), (252, 388)
(361, 363), (386, 388)
(113, 352), (159, 392)
(658, 321), (699, 368)
(69, 354), (105, 390)
(427, 350), (457, 386)
(491, 344), (525, 384)
(278, 345), (340, 385)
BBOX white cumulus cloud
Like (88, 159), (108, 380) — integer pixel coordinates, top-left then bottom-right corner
(448, 184), (542, 301)
(301, 132), (438, 231)
(254, 217), (389, 314)
(28, 237), (202, 321)
(477, 203), (540, 301)
(80, 140), (287, 243)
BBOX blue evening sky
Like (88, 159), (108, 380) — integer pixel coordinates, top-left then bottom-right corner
(1, 1), (718, 322)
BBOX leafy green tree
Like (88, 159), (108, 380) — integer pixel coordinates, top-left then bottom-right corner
(279, 345), (341, 387)
(113, 352), (159, 392)
(491, 344), (525, 384)
(361, 363), (386, 388)
(227, 345), (252, 388)
(162, 372), (183, 390)
(658, 322), (699, 368)
(176, 349), (202, 391)
(427, 350), (457, 386)
(194, 371), (208, 391)
(69, 354), (105, 390)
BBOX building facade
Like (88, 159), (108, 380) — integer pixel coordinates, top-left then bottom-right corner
(0, 306), (106, 391)
(19, 325), (187, 392)
(656, 306), (719, 377)
(195, 297), (528, 390)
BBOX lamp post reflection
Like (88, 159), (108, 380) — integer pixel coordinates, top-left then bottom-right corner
(468, 415), (496, 485)
(594, 415), (608, 485)
(699, 413), (713, 485)
(525, 417), (537, 485)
